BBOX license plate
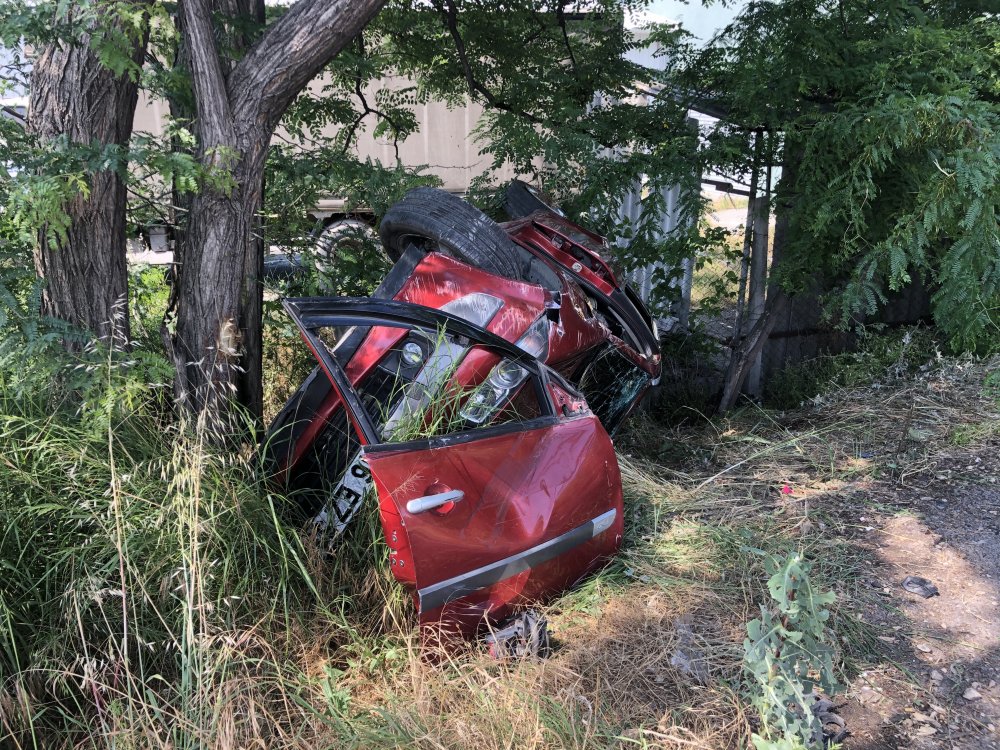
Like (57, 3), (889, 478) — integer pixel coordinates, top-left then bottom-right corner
(313, 451), (372, 538)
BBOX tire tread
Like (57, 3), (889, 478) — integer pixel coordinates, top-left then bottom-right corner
(380, 188), (525, 280)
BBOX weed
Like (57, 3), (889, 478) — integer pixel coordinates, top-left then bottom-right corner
(129, 264), (170, 349)
(950, 420), (1000, 446)
(743, 552), (840, 750)
(985, 369), (1000, 406)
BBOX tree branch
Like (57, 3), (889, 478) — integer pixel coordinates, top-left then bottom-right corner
(555, 2), (578, 74)
(341, 74), (403, 160)
(228, 0), (387, 134)
(428, 0), (648, 152)
(337, 36), (403, 160)
(432, 0), (545, 127)
(180, 0), (234, 150)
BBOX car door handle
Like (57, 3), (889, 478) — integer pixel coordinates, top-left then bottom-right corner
(406, 489), (465, 514)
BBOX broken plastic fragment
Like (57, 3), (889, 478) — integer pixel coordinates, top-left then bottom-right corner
(901, 576), (940, 598)
(485, 610), (550, 659)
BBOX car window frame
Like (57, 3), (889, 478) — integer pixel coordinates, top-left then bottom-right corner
(282, 297), (568, 452)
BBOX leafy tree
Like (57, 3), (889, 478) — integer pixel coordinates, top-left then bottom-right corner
(161, 0), (386, 425)
(3, 0), (387, 427)
(5, 0), (700, 427)
(689, 0), (1000, 354)
(379, 1), (702, 271)
(7, 0), (999, 428)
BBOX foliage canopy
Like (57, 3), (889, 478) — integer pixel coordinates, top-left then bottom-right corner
(692, 0), (1000, 352)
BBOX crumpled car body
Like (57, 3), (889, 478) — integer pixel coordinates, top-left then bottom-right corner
(265, 191), (660, 638)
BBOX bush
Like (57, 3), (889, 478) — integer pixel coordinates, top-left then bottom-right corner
(764, 326), (940, 409)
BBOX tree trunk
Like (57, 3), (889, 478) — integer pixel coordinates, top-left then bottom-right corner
(166, 0), (386, 430)
(168, 148), (267, 425)
(29, 5), (149, 345)
(743, 191), (771, 397)
(719, 134), (762, 409)
(717, 144), (797, 414)
(716, 288), (788, 413)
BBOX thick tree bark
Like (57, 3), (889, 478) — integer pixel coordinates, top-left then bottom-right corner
(166, 0), (386, 429)
(29, 4), (149, 345)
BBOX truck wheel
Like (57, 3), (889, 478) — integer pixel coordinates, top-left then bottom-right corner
(379, 188), (527, 281)
(503, 179), (565, 220)
(315, 219), (377, 263)
(315, 219), (378, 272)
(307, 219), (380, 293)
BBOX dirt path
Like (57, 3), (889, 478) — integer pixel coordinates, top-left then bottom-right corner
(841, 444), (1000, 749)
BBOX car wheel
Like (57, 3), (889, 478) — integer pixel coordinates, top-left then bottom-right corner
(503, 179), (565, 220)
(379, 188), (527, 281)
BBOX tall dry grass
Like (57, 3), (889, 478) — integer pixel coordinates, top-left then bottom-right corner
(0, 334), (758, 749)
(6, 311), (994, 748)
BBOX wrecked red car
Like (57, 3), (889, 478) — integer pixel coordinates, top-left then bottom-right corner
(265, 185), (660, 641)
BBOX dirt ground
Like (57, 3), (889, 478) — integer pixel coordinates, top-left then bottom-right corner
(595, 350), (1000, 749)
(839, 444), (1000, 749)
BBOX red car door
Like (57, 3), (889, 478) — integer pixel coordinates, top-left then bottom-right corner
(284, 298), (624, 635)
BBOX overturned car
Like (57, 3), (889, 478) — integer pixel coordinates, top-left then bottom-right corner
(265, 184), (660, 639)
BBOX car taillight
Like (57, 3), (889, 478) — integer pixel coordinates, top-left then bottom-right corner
(440, 293), (503, 328)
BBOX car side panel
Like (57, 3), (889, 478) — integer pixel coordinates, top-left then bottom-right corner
(365, 414), (623, 635)
(394, 252), (545, 342)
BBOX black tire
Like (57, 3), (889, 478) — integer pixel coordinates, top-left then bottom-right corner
(379, 188), (527, 281)
(503, 179), (565, 220)
(314, 218), (377, 264)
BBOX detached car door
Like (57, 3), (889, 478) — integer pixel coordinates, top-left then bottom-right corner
(283, 298), (624, 635)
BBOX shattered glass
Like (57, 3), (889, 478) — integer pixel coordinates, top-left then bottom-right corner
(577, 344), (649, 434)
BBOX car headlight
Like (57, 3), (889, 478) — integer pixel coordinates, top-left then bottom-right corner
(381, 294), (503, 439)
(461, 384), (512, 424)
(400, 341), (424, 367)
(460, 315), (548, 425)
(490, 359), (526, 389)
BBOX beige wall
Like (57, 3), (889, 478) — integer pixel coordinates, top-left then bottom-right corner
(132, 75), (517, 216)
(341, 77), (514, 196)
(133, 88), (170, 138)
